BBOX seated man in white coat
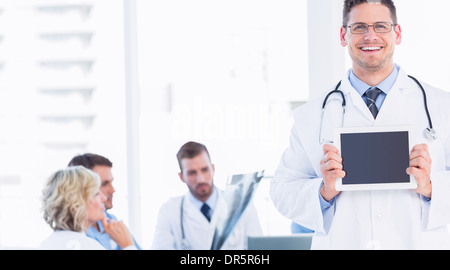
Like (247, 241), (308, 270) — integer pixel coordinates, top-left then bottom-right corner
(152, 141), (262, 250)
(271, 0), (450, 250)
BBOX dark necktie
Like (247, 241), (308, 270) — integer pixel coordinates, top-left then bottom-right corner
(365, 87), (382, 119)
(201, 203), (211, 222)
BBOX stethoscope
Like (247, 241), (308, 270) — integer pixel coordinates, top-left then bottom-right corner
(180, 196), (190, 250)
(319, 75), (436, 144)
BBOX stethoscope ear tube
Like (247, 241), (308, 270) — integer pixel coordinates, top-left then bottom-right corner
(407, 75), (433, 130)
(180, 197), (185, 242)
(322, 81), (345, 109)
(408, 75), (436, 141)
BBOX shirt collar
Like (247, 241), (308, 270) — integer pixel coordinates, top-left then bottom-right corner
(188, 186), (218, 211)
(349, 64), (399, 96)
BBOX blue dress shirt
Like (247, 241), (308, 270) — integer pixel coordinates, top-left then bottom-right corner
(348, 64), (399, 111)
(86, 211), (142, 250)
(291, 222), (314, 234)
(188, 186), (218, 218)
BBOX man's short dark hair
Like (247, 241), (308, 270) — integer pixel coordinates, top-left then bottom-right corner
(176, 141), (211, 173)
(68, 153), (113, 170)
(343, 0), (398, 26)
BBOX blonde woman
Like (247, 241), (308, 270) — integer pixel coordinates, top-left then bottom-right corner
(40, 166), (120, 249)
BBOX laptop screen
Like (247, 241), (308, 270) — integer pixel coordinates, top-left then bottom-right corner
(247, 234), (313, 250)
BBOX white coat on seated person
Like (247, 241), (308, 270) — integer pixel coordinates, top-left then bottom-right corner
(152, 187), (262, 250)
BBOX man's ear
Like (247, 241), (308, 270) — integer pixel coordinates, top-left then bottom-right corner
(178, 172), (185, 183)
(394, 24), (402, 45)
(340, 26), (348, 47)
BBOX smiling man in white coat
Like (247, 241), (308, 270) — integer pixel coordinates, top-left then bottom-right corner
(271, 0), (450, 250)
(152, 141), (262, 250)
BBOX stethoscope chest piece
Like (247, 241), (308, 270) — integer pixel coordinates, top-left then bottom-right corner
(425, 128), (437, 141)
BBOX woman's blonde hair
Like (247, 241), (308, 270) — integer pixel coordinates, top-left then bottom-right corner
(42, 166), (100, 232)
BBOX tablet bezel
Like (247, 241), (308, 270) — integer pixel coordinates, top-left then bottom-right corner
(334, 125), (417, 191)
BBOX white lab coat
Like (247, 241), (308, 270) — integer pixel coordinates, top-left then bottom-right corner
(151, 189), (262, 250)
(39, 230), (105, 250)
(271, 66), (450, 250)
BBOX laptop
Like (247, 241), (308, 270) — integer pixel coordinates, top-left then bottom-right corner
(247, 234), (313, 250)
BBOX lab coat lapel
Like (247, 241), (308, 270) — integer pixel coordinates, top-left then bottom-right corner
(374, 84), (403, 125)
(340, 68), (413, 126)
(184, 194), (214, 227)
(374, 68), (411, 126)
(182, 193), (216, 249)
(339, 74), (375, 123)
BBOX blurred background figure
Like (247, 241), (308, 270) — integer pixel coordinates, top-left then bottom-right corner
(152, 141), (262, 250)
(68, 153), (141, 250)
(39, 166), (107, 250)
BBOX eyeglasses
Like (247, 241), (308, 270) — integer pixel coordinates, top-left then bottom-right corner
(346, 22), (395, 34)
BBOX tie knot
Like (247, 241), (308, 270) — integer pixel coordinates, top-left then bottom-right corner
(366, 87), (382, 100)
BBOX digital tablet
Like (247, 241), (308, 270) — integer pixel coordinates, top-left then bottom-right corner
(334, 126), (417, 191)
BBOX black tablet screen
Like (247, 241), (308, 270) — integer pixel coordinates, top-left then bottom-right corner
(340, 131), (410, 185)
